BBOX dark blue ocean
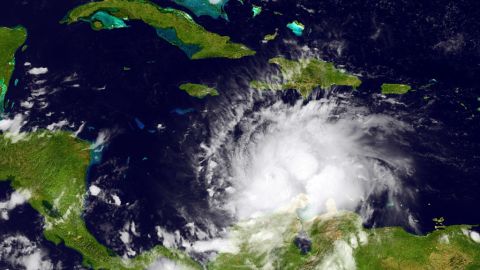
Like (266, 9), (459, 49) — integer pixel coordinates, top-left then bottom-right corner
(0, 0), (479, 268)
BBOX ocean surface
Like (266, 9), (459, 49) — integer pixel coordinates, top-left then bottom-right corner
(0, 0), (479, 267)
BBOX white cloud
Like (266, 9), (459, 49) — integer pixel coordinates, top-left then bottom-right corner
(469, 231), (480, 243)
(0, 190), (31, 220)
(208, 0), (222, 5)
(0, 114), (27, 142)
(46, 120), (69, 131)
(318, 240), (356, 270)
(0, 235), (53, 270)
(155, 227), (181, 249)
(111, 194), (121, 206)
(27, 67), (48, 75)
(204, 99), (413, 221)
(91, 130), (111, 150)
(191, 238), (238, 253)
(357, 231), (368, 245)
(89, 185), (101, 196)
(119, 231), (131, 244)
(147, 258), (192, 270)
(20, 101), (34, 109)
(439, 234), (450, 244)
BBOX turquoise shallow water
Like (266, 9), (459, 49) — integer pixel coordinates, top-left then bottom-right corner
(155, 27), (201, 58)
(287, 21), (304, 36)
(2, 0), (480, 268)
(90, 11), (127, 30)
(171, 0), (229, 19)
(252, 5), (261, 17)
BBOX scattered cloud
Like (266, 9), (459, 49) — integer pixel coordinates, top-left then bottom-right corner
(0, 235), (53, 270)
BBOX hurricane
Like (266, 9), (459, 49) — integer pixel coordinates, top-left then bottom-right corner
(201, 89), (417, 228)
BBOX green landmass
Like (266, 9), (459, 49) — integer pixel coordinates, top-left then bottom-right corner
(209, 211), (480, 269)
(0, 131), (200, 270)
(250, 57), (362, 97)
(61, 0), (255, 60)
(0, 26), (27, 112)
(381, 83), (412, 94)
(0, 130), (479, 270)
(262, 29), (278, 43)
(179, 83), (219, 98)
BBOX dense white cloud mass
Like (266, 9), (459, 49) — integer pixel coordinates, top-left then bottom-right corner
(89, 185), (102, 196)
(191, 237), (238, 253)
(203, 97), (414, 221)
(147, 258), (192, 270)
(318, 240), (356, 270)
(0, 190), (31, 220)
(0, 114), (27, 142)
(27, 67), (48, 75)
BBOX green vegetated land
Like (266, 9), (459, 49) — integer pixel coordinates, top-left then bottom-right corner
(179, 83), (219, 98)
(250, 57), (362, 98)
(1, 130), (479, 270)
(263, 33), (276, 41)
(262, 29), (278, 43)
(0, 131), (200, 270)
(62, 0), (255, 59)
(0, 26), (27, 112)
(210, 212), (480, 270)
(381, 83), (412, 94)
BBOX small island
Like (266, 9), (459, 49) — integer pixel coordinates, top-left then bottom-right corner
(62, 0), (255, 60)
(0, 131), (200, 270)
(0, 26), (27, 112)
(287, 20), (305, 36)
(252, 5), (262, 17)
(262, 29), (278, 43)
(250, 57), (361, 98)
(381, 83), (412, 94)
(179, 83), (219, 98)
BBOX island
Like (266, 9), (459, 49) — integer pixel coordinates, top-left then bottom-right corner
(287, 20), (305, 36)
(250, 57), (362, 98)
(179, 83), (219, 98)
(209, 211), (480, 269)
(0, 131), (201, 270)
(0, 26), (27, 112)
(252, 5), (262, 17)
(62, 0), (255, 60)
(381, 83), (412, 94)
(262, 29), (278, 43)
